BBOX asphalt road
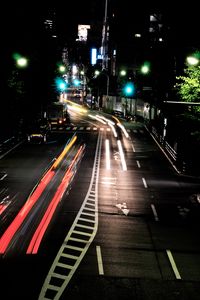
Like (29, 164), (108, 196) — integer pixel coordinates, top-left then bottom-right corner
(0, 109), (200, 300)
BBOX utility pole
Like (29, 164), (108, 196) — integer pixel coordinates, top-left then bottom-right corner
(101, 0), (108, 70)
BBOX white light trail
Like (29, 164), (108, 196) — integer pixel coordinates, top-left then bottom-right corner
(117, 123), (129, 138)
(105, 139), (111, 170)
(108, 123), (117, 137)
(117, 140), (127, 171)
(88, 114), (107, 124)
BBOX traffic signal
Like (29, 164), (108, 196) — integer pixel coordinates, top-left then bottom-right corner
(55, 77), (67, 92)
(123, 82), (135, 96)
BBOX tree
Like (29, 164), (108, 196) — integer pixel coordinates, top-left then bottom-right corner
(175, 65), (200, 112)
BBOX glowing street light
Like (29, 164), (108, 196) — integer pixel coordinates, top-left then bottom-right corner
(59, 65), (66, 73)
(141, 62), (150, 74)
(120, 70), (127, 76)
(186, 56), (199, 66)
(13, 53), (28, 68)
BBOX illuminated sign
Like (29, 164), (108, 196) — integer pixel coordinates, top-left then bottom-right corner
(77, 25), (90, 41)
(91, 48), (97, 65)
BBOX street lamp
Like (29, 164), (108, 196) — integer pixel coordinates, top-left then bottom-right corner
(95, 70), (109, 97)
(141, 62), (150, 74)
(186, 56), (199, 66)
(13, 53), (28, 68)
(120, 70), (127, 76)
(186, 51), (200, 66)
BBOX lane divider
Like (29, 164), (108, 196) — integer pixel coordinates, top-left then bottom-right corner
(166, 249), (181, 280)
(96, 245), (104, 275)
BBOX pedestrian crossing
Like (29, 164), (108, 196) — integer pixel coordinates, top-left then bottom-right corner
(51, 125), (111, 131)
(50, 125), (144, 134)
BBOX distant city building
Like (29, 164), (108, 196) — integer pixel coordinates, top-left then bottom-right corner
(43, 9), (57, 38)
(76, 25), (91, 42)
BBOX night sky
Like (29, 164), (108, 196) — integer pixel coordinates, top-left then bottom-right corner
(2, 1), (199, 47)
(0, 0), (199, 130)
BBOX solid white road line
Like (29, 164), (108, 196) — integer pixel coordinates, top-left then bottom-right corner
(96, 245), (104, 275)
(151, 204), (159, 221)
(142, 177), (148, 188)
(166, 249), (181, 279)
(136, 160), (141, 168)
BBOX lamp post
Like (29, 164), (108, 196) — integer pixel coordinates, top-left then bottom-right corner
(106, 73), (109, 97)
(95, 70), (110, 103)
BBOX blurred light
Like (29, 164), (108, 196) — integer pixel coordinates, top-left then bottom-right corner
(186, 56), (199, 65)
(95, 70), (100, 76)
(120, 70), (126, 76)
(117, 140), (127, 171)
(55, 77), (67, 91)
(105, 139), (111, 170)
(72, 65), (78, 75)
(141, 61), (150, 74)
(117, 123), (129, 138)
(91, 48), (97, 65)
(17, 57), (28, 67)
(13, 53), (28, 68)
(59, 65), (66, 73)
(73, 78), (80, 86)
(123, 82), (135, 96)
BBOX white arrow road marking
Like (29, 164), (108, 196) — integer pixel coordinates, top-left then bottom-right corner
(116, 202), (130, 215)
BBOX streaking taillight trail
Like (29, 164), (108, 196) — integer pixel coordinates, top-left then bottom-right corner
(27, 144), (84, 254)
(0, 135), (79, 254)
(0, 169), (55, 253)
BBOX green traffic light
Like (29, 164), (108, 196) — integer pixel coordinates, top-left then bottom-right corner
(123, 82), (135, 96)
(55, 77), (67, 91)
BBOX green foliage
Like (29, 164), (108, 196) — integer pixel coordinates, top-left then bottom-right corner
(175, 65), (200, 112)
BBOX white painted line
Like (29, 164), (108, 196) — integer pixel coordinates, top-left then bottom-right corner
(0, 141), (23, 160)
(151, 204), (159, 221)
(132, 144), (136, 152)
(96, 245), (104, 275)
(117, 140), (127, 171)
(142, 177), (148, 188)
(0, 173), (7, 181)
(166, 249), (181, 279)
(105, 139), (111, 170)
(101, 181), (116, 185)
(136, 160), (141, 168)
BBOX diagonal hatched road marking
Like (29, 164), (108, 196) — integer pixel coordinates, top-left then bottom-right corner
(38, 133), (102, 300)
